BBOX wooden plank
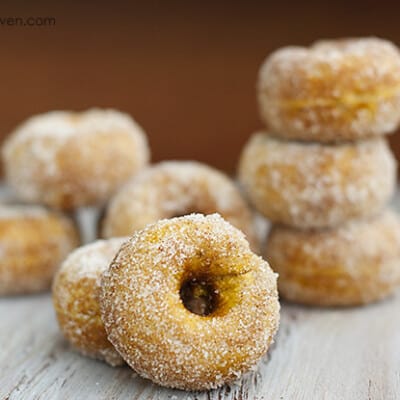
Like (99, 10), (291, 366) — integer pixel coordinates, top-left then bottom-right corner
(1, 292), (400, 399)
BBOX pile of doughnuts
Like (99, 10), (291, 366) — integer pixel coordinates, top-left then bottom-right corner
(239, 37), (400, 306)
(3, 37), (400, 392)
(1, 108), (280, 390)
(52, 214), (279, 390)
(0, 108), (150, 295)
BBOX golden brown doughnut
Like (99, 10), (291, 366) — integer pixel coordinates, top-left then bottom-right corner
(2, 109), (150, 210)
(238, 133), (396, 228)
(258, 37), (400, 141)
(265, 210), (400, 306)
(101, 161), (260, 251)
(0, 205), (79, 295)
(53, 238), (126, 366)
(100, 214), (279, 390)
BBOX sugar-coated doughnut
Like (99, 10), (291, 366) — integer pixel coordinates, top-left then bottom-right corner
(53, 238), (126, 366)
(101, 161), (260, 251)
(100, 214), (279, 390)
(0, 205), (79, 295)
(2, 109), (150, 210)
(265, 210), (400, 306)
(258, 37), (400, 141)
(238, 133), (396, 228)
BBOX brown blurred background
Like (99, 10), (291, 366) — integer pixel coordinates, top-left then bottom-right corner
(1, 0), (400, 174)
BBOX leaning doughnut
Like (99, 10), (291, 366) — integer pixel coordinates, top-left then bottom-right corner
(101, 161), (260, 251)
(265, 210), (400, 306)
(258, 37), (400, 141)
(2, 109), (150, 210)
(238, 133), (396, 228)
(0, 205), (79, 295)
(53, 238), (126, 366)
(100, 214), (279, 390)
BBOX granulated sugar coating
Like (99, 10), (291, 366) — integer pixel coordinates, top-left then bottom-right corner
(265, 210), (400, 306)
(238, 133), (396, 229)
(0, 204), (79, 295)
(53, 238), (127, 366)
(102, 161), (260, 252)
(100, 214), (279, 390)
(258, 37), (400, 142)
(2, 109), (150, 210)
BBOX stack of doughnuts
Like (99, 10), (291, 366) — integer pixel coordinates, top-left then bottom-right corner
(239, 37), (400, 306)
(0, 108), (150, 294)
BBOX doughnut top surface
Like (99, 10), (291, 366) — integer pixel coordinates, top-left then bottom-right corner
(59, 237), (127, 282)
(102, 160), (259, 250)
(100, 213), (279, 390)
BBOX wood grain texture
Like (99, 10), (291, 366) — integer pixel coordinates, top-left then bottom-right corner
(1, 287), (400, 399)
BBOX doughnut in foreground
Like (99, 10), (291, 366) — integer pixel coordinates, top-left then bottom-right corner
(238, 133), (396, 228)
(101, 161), (260, 251)
(0, 205), (79, 295)
(265, 210), (400, 306)
(53, 238), (126, 366)
(258, 37), (400, 141)
(100, 214), (279, 390)
(2, 108), (150, 210)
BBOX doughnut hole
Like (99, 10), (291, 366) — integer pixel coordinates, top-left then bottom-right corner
(179, 276), (219, 316)
(178, 257), (252, 318)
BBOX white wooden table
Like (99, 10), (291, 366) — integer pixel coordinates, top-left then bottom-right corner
(1, 204), (400, 400)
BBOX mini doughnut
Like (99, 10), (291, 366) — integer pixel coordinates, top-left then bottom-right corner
(100, 214), (279, 390)
(258, 37), (400, 141)
(53, 238), (126, 366)
(2, 109), (150, 210)
(101, 161), (260, 251)
(238, 133), (396, 228)
(0, 205), (79, 295)
(265, 210), (400, 306)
